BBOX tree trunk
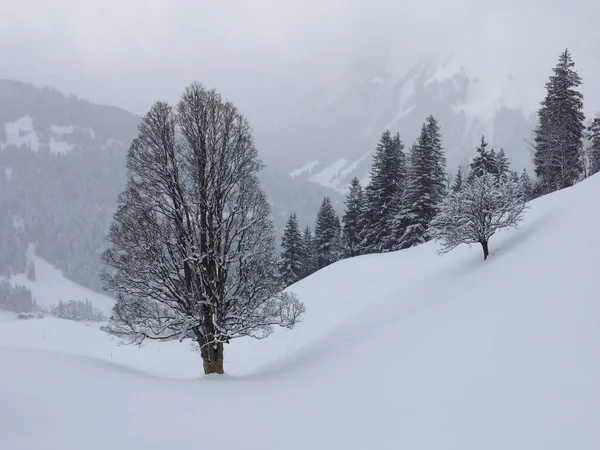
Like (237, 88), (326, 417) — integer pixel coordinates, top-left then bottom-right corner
(481, 240), (489, 261)
(198, 337), (224, 375)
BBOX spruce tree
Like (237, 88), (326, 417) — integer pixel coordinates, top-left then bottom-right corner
(301, 226), (317, 278)
(519, 169), (534, 201)
(589, 114), (600, 176)
(342, 177), (365, 257)
(495, 149), (510, 180)
(361, 130), (406, 254)
(533, 48), (585, 193)
(314, 197), (341, 270)
(278, 213), (304, 287)
(451, 166), (465, 192)
(468, 135), (497, 180)
(398, 116), (447, 248)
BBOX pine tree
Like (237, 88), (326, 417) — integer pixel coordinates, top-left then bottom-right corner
(301, 226), (317, 278)
(494, 149), (510, 180)
(431, 173), (527, 261)
(519, 169), (534, 201)
(278, 213), (304, 287)
(451, 166), (465, 192)
(519, 169), (533, 202)
(26, 261), (36, 281)
(468, 135), (497, 180)
(342, 177), (365, 257)
(533, 49), (585, 193)
(361, 130), (406, 254)
(314, 197), (341, 269)
(588, 114), (600, 176)
(398, 116), (447, 248)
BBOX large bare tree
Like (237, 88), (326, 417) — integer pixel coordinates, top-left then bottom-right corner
(101, 83), (304, 374)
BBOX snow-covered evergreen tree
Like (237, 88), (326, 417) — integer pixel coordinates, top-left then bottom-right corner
(533, 49), (585, 193)
(278, 213), (304, 287)
(588, 114), (600, 176)
(314, 197), (341, 269)
(301, 226), (318, 278)
(451, 166), (465, 193)
(0, 281), (34, 313)
(342, 177), (365, 257)
(26, 261), (36, 281)
(468, 135), (497, 180)
(101, 83), (304, 375)
(398, 116), (446, 248)
(361, 130), (406, 253)
(495, 149), (510, 180)
(519, 169), (534, 201)
(431, 173), (526, 261)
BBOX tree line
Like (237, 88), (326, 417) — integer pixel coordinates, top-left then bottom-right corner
(278, 48), (600, 284)
(0, 281), (36, 313)
(52, 299), (106, 322)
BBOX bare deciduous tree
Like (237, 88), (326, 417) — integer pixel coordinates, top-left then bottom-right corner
(101, 82), (304, 375)
(431, 173), (527, 261)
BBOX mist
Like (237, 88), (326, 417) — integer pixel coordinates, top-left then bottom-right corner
(1, 0), (598, 121)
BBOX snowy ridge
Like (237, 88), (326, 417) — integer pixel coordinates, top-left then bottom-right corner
(2, 174), (600, 449)
(308, 158), (349, 190)
(289, 160), (320, 178)
(307, 154), (371, 192)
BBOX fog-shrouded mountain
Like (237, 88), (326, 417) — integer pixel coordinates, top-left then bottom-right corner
(256, 55), (567, 192)
(0, 80), (340, 292)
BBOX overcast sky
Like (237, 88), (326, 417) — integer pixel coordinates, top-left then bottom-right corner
(1, 0), (598, 119)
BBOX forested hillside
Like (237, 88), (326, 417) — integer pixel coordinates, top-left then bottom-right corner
(0, 80), (338, 291)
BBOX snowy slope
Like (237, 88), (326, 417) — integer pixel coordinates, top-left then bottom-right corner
(1, 115), (79, 154)
(2, 175), (600, 449)
(7, 246), (115, 315)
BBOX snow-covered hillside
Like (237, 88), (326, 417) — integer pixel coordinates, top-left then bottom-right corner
(7, 245), (115, 315)
(2, 174), (600, 449)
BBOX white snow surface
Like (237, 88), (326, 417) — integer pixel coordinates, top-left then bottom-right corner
(308, 157), (348, 190)
(2, 174), (600, 449)
(289, 160), (320, 178)
(3, 115), (40, 150)
(49, 138), (74, 154)
(8, 246), (115, 315)
(2, 119), (76, 153)
(307, 155), (369, 192)
(49, 124), (74, 135)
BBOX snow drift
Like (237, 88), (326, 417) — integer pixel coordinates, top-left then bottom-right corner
(2, 174), (600, 449)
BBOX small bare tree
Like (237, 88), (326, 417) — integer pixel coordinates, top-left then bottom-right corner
(431, 173), (527, 261)
(101, 82), (304, 375)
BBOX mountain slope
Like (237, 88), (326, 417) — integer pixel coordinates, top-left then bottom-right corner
(1, 174), (599, 449)
(0, 80), (339, 291)
(275, 57), (551, 191)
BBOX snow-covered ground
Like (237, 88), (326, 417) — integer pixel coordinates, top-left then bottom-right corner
(3, 116), (40, 150)
(2, 117), (77, 154)
(8, 245), (115, 315)
(2, 175), (600, 449)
